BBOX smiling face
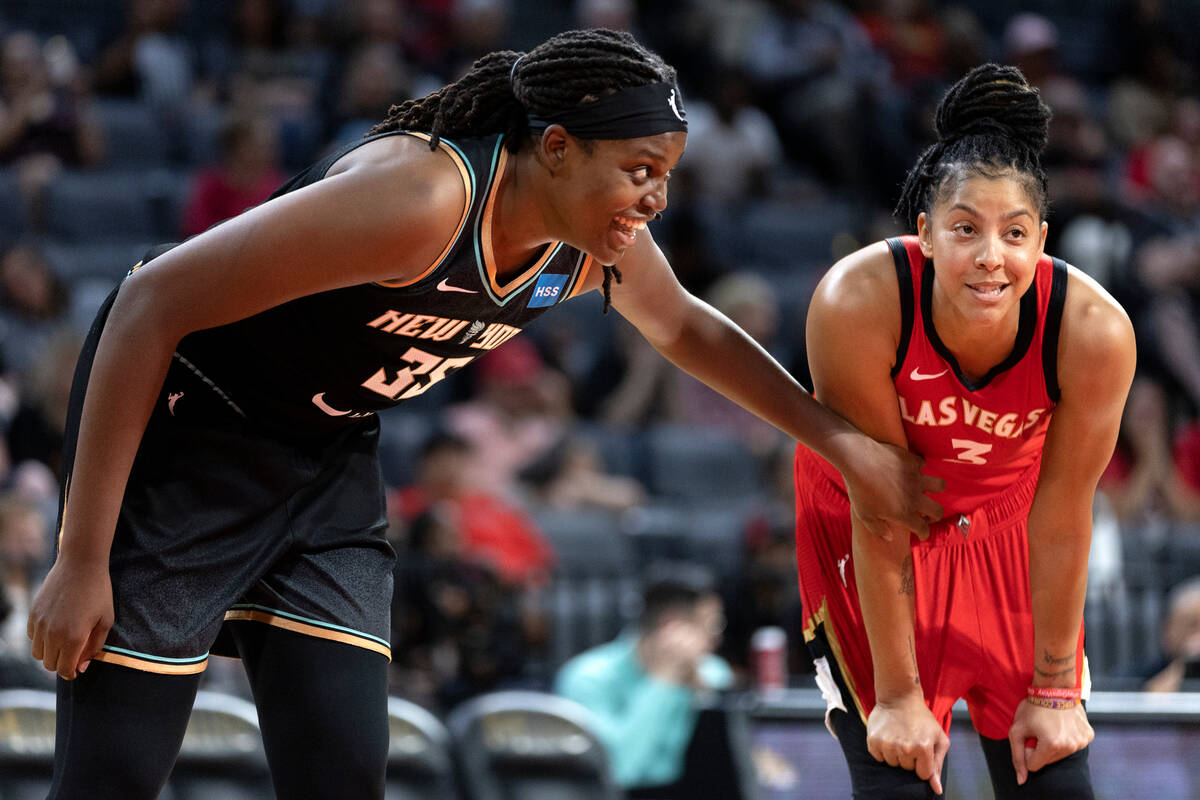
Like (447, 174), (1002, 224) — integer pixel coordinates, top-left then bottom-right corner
(917, 168), (1048, 347)
(541, 129), (686, 264)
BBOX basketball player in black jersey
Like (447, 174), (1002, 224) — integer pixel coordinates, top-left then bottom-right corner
(27, 29), (943, 799)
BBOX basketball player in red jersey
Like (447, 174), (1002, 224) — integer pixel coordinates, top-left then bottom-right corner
(793, 63), (1135, 799)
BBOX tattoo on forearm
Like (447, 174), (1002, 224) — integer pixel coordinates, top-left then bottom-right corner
(908, 635), (920, 685)
(1036, 650), (1075, 679)
(899, 555), (914, 597)
(1035, 665), (1075, 679)
(1042, 650), (1074, 666)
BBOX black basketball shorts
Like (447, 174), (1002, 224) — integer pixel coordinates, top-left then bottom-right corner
(59, 282), (395, 676)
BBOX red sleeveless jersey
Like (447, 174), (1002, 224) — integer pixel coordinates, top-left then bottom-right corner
(886, 235), (1067, 515)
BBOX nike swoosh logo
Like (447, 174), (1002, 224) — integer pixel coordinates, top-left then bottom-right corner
(312, 392), (351, 416)
(909, 367), (949, 382)
(436, 278), (477, 293)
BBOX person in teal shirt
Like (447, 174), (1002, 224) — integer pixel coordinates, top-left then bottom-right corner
(554, 564), (734, 795)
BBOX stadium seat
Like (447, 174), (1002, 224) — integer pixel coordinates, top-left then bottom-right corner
(447, 690), (621, 800)
(531, 508), (633, 575)
(94, 99), (171, 169)
(166, 690), (273, 800)
(386, 696), (460, 800)
(43, 170), (159, 242)
(0, 688), (56, 800)
(43, 238), (149, 283)
(530, 507), (640, 667)
(644, 423), (762, 502)
(732, 199), (859, 271)
(624, 501), (752, 584)
(376, 408), (437, 487)
(571, 422), (645, 480)
(0, 169), (29, 238)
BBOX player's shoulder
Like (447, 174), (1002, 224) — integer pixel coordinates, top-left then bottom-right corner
(1060, 263), (1134, 359)
(316, 133), (471, 244)
(1057, 262), (1135, 392)
(327, 133), (469, 210)
(811, 239), (899, 317)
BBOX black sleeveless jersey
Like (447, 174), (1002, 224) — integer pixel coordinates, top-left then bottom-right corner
(164, 131), (596, 439)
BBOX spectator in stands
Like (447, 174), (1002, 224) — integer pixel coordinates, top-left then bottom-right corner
(1124, 136), (1200, 414)
(1098, 377), (1200, 523)
(741, 0), (901, 202)
(600, 270), (787, 460)
(521, 432), (647, 512)
(197, 0), (331, 167)
(328, 42), (411, 146)
(555, 562), (733, 797)
(0, 491), (52, 688)
(674, 66), (782, 207)
(576, 0), (637, 34)
(391, 507), (530, 711)
(443, 337), (574, 503)
(444, 0), (511, 79)
(1106, 0), (1194, 152)
(725, 438), (809, 678)
(92, 0), (194, 113)
(181, 110), (286, 237)
(5, 327), (81, 484)
(1001, 12), (1060, 90)
(1172, 417), (1200, 520)
(0, 241), (70, 381)
(855, 0), (947, 92)
(1145, 576), (1200, 692)
(389, 430), (555, 590)
(0, 30), (103, 230)
(552, 566), (729, 796)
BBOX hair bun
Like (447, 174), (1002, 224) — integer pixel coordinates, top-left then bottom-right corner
(935, 63), (1050, 155)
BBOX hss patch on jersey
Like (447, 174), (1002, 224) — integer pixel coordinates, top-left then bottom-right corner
(528, 273), (569, 308)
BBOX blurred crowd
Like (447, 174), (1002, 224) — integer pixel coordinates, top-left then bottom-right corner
(1, 0), (1200, 717)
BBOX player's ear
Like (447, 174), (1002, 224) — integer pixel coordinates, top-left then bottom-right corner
(537, 124), (570, 175)
(916, 212), (933, 257)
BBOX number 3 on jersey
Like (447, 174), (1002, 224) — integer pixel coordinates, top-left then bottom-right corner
(362, 347), (474, 400)
(948, 438), (993, 465)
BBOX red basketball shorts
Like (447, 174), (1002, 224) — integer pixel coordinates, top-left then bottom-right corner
(793, 444), (1087, 740)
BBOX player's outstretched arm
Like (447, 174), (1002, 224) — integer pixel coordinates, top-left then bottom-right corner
(1009, 268), (1135, 785)
(606, 234), (944, 537)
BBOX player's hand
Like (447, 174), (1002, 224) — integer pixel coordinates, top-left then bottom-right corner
(27, 555), (113, 680)
(843, 438), (944, 542)
(1008, 697), (1093, 786)
(866, 692), (950, 795)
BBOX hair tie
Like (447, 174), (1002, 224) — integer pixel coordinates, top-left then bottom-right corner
(509, 54), (525, 92)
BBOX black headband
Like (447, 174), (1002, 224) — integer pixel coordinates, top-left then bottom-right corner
(525, 82), (688, 140)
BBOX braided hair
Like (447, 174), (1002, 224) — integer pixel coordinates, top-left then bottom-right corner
(894, 63), (1051, 232)
(370, 29), (677, 313)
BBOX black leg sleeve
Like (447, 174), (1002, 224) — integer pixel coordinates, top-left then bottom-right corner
(979, 734), (1095, 800)
(230, 621), (390, 800)
(829, 708), (947, 800)
(49, 661), (202, 800)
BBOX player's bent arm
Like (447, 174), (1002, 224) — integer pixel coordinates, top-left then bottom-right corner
(806, 243), (926, 701)
(54, 141), (469, 565)
(1026, 269), (1136, 687)
(607, 235), (942, 533)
